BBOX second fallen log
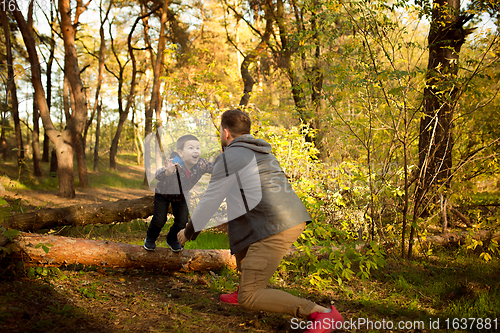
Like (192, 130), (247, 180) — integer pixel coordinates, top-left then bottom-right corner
(3, 195), (155, 232)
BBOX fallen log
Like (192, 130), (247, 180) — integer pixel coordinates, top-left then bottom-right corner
(416, 230), (500, 250)
(2, 195), (155, 232)
(9, 232), (236, 272)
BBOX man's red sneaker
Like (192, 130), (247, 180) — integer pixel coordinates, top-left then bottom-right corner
(304, 305), (343, 333)
(219, 286), (239, 305)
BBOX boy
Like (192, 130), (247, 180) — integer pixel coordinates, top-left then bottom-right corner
(144, 134), (213, 252)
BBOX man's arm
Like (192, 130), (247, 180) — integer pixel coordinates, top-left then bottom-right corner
(180, 155), (236, 241)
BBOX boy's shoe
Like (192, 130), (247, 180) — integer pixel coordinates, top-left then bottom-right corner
(304, 305), (343, 333)
(144, 238), (156, 251)
(166, 238), (183, 252)
(220, 286), (239, 305)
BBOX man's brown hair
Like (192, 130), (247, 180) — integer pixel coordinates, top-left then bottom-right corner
(220, 109), (251, 137)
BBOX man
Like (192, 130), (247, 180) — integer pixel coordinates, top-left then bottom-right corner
(178, 109), (343, 333)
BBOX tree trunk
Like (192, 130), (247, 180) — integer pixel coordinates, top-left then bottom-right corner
(449, 206), (473, 227)
(238, 15), (272, 106)
(56, 133), (76, 197)
(110, 4), (160, 170)
(49, 148), (58, 176)
(32, 99), (42, 176)
(132, 108), (142, 165)
(2, 8), (24, 165)
(109, 109), (127, 169)
(12, 233), (236, 272)
(3, 195), (155, 232)
(415, 1), (474, 214)
(84, 4), (109, 159)
(144, 0), (169, 183)
(1, 107), (7, 160)
(59, 0), (90, 190)
(10, 2), (76, 198)
(411, 0), (474, 258)
(74, 133), (88, 187)
(93, 104), (102, 171)
(43, 3), (57, 163)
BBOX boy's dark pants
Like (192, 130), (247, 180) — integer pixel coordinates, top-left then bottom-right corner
(146, 193), (189, 242)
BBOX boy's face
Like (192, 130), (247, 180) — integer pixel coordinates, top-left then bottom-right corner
(178, 139), (200, 167)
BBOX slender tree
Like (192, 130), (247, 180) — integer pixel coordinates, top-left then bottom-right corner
(93, 103), (102, 171)
(1, 7), (24, 165)
(84, 0), (111, 158)
(32, 98), (42, 176)
(42, 1), (57, 163)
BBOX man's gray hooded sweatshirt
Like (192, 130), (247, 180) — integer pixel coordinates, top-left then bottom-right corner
(185, 134), (311, 255)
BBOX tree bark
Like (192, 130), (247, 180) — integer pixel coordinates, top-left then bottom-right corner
(32, 99), (42, 176)
(3, 195), (155, 232)
(49, 148), (58, 176)
(93, 103), (102, 171)
(59, 0), (90, 189)
(238, 16), (272, 106)
(74, 133), (88, 187)
(449, 206), (473, 227)
(42, 3), (57, 163)
(11, 232), (236, 272)
(1, 105), (7, 160)
(2, 8), (24, 165)
(415, 1), (474, 212)
(411, 0), (474, 258)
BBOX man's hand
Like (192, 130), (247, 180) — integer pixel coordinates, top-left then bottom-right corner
(177, 228), (188, 246)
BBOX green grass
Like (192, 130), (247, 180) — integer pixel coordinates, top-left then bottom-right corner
(347, 248), (500, 327)
(55, 217), (230, 250)
(183, 230), (229, 250)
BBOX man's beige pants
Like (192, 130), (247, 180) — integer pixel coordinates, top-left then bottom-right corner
(235, 222), (317, 318)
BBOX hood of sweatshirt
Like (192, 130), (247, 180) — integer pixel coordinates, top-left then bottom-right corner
(227, 134), (272, 154)
(172, 154), (185, 168)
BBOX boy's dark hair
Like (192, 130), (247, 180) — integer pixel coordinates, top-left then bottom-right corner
(220, 109), (251, 137)
(176, 134), (199, 151)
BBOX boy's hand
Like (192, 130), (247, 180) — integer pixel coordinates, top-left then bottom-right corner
(164, 158), (177, 175)
(177, 229), (188, 246)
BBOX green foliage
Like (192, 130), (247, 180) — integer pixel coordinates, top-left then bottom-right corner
(1, 226), (20, 257)
(261, 124), (387, 287)
(1, 227), (20, 240)
(26, 266), (60, 279)
(35, 242), (53, 254)
(282, 225), (386, 289)
(78, 281), (107, 300)
(461, 224), (500, 262)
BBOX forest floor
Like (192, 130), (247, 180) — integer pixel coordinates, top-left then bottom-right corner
(1, 158), (500, 332)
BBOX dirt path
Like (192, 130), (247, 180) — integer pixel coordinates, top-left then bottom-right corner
(0, 163), (152, 211)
